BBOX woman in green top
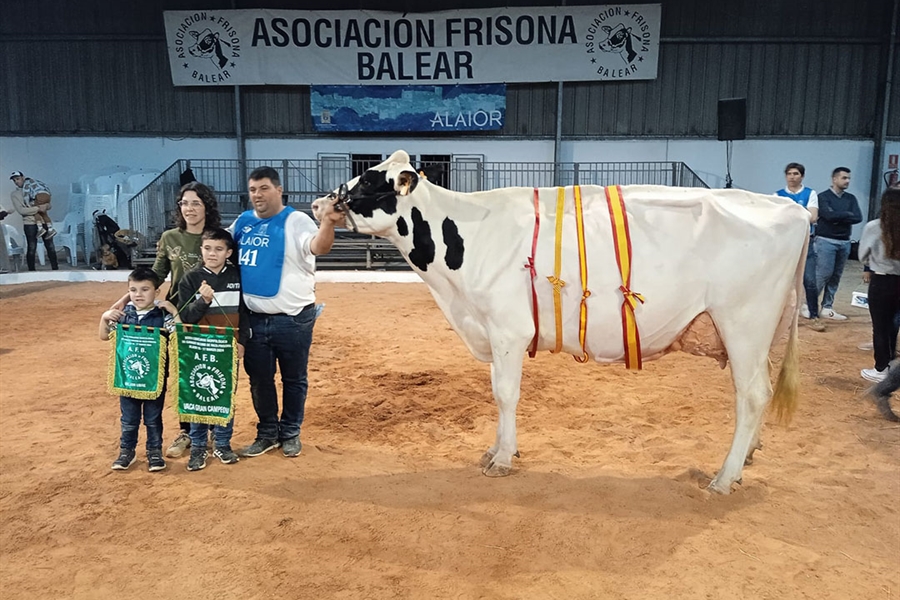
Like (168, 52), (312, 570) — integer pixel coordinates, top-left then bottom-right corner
(154, 182), (222, 307)
(158, 182), (222, 458)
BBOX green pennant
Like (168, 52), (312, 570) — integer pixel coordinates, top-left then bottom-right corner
(171, 324), (237, 427)
(108, 324), (167, 399)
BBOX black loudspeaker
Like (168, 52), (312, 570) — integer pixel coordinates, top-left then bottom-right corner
(717, 98), (746, 141)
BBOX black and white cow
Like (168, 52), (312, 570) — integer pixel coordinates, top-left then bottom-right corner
(312, 150), (810, 494)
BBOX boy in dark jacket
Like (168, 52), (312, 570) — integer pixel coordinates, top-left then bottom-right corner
(99, 267), (178, 471)
(177, 228), (245, 471)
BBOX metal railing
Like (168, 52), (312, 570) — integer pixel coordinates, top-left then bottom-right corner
(124, 158), (708, 267)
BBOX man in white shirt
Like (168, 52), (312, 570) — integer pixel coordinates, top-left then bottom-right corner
(229, 166), (342, 458)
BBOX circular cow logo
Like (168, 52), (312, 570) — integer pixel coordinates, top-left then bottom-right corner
(173, 13), (242, 84)
(189, 364), (227, 403)
(124, 354), (151, 382)
(583, 7), (654, 80)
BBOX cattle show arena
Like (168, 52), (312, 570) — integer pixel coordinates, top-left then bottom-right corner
(1, 271), (897, 600)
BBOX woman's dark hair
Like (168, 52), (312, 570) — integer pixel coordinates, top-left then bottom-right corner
(173, 182), (221, 231)
(880, 188), (900, 260)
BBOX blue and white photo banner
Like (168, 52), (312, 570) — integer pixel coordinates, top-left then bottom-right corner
(311, 84), (506, 132)
(163, 5), (661, 86)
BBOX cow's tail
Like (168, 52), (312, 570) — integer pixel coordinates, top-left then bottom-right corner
(771, 235), (806, 425)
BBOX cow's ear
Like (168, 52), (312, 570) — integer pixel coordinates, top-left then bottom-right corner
(190, 30), (200, 40)
(396, 170), (419, 196)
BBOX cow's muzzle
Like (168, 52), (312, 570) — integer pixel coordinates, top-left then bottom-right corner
(326, 183), (359, 233)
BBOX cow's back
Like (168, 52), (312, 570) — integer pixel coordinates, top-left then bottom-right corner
(529, 185), (810, 362)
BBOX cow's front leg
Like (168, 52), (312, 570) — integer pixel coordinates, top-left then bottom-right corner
(481, 347), (525, 477)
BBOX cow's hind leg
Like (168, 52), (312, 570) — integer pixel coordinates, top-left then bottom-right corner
(708, 346), (772, 494)
(481, 347), (525, 477)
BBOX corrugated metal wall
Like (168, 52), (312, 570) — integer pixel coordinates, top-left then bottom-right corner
(0, 0), (896, 139)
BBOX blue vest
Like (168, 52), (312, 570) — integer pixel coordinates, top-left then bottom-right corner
(776, 187), (812, 208)
(233, 206), (294, 298)
(776, 187), (815, 234)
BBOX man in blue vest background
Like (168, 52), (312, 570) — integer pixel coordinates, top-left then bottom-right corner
(230, 166), (342, 458)
(775, 162), (821, 329)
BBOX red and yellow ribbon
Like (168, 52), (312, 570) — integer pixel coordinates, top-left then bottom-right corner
(604, 185), (644, 369)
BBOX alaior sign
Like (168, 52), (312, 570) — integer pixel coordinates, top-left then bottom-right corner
(163, 5), (661, 86)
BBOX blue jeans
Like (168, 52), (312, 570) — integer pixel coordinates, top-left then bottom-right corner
(814, 236), (851, 312)
(189, 419), (234, 449)
(804, 236), (818, 317)
(243, 306), (316, 441)
(120, 396), (164, 451)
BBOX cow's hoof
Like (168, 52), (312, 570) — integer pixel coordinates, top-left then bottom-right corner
(707, 478), (732, 495)
(479, 450), (497, 469)
(482, 461), (511, 477)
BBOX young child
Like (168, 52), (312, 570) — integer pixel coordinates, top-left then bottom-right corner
(9, 171), (56, 239)
(99, 267), (178, 472)
(177, 228), (245, 471)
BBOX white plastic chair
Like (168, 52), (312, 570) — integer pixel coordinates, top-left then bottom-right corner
(3, 224), (45, 269)
(53, 213), (82, 266)
(3, 223), (24, 271)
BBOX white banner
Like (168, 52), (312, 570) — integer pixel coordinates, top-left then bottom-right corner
(164, 5), (661, 87)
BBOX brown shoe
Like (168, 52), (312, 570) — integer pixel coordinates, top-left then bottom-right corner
(809, 318), (826, 332)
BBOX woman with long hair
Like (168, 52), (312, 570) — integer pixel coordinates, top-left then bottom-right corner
(153, 182), (222, 307)
(859, 187), (900, 390)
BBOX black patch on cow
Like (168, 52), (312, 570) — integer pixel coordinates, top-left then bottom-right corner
(408, 208), (435, 271)
(347, 170), (398, 218)
(442, 218), (464, 270)
(396, 216), (409, 237)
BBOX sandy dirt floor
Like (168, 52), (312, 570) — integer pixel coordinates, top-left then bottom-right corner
(1, 272), (898, 599)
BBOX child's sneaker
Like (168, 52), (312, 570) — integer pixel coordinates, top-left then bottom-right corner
(111, 448), (136, 471)
(147, 449), (167, 472)
(213, 446), (240, 464)
(187, 447), (208, 471)
(44, 227), (57, 239)
(166, 431), (192, 458)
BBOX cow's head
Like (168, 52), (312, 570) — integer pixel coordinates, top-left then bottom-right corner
(312, 150), (419, 236)
(188, 29), (229, 69)
(597, 23), (638, 63)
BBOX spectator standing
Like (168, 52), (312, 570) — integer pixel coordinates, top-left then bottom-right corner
(813, 167), (862, 327)
(775, 162), (820, 327)
(858, 187), (900, 383)
(10, 187), (58, 271)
